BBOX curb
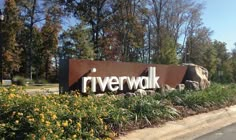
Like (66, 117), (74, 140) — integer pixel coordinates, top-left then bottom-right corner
(26, 87), (59, 95)
(117, 105), (236, 140)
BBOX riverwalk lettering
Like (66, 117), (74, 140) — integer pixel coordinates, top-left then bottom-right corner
(82, 67), (160, 93)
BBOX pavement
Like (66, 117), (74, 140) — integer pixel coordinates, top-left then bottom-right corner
(195, 122), (236, 140)
(117, 105), (236, 140)
(26, 87), (59, 95)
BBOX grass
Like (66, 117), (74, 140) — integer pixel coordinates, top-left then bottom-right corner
(23, 84), (59, 89)
(0, 83), (236, 139)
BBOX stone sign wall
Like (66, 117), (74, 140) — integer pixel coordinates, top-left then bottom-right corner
(59, 59), (188, 93)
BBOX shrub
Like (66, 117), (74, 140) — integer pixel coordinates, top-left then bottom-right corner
(1, 83), (236, 139)
(12, 76), (26, 86)
(34, 79), (48, 84)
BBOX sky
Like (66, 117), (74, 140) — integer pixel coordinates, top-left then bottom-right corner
(0, 0), (235, 51)
(202, 0), (236, 51)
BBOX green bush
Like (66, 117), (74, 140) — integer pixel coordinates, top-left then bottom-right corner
(1, 83), (236, 139)
(34, 79), (48, 84)
(12, 76), (26, 86)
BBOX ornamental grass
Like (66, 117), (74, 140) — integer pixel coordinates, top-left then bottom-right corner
(1, 83), (236, 139)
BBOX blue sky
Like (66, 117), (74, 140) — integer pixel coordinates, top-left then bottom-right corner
(202, 0), (236, 51)
(1, 0), (235, 51)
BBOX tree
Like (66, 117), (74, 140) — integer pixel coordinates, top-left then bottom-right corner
(109, 0), (147, 62)
(231, 45), (236, 82)
(16, 0), (43, 79)
(41, 15), (61, 80)
(202, 46), (217, 79)
(62, 0), (117, 60)
(149, 0), (204, 63)
(212, 40), (233, 83)
(154, 36), (178, 64)
(186, 27), (212, 65)
(1, 0), (22, 79)
(59, 23), (94, 59)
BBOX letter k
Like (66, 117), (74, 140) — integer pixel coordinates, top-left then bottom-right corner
(154, 76), (160, 88)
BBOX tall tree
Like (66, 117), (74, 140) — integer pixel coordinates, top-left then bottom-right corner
(231, 45), (236, 82)
(1, 0), (22, 79)
(155, 36), (178, 64)
(110, 0), (147, 62)
(59, 23), (94, 59)
(41, 15), (61, 80)
(149, 0), (204, 63)
(62, 0), (117, 60)
(186, 27), (212, 65)
(212, 40), (232, 83)
(16, 0), (43, 79)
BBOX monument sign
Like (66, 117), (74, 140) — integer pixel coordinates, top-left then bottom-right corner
(59, 59), (187, 93)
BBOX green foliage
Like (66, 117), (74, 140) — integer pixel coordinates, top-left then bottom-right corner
(211, 41), (233, 83)
(165, 83), (236, 110)
(12, 76), (26, 86)
(34, 79), (48, 84)
(156, 36), (178, 64)
(1, 0), (23, 78)
(202, 46), (217, 79)
(186, 27), (213, 66)
(1, 84), (236, 139)
(60, 24), (94, 59)
(3, 0), (236, 84)
(41, 15), (61, 80)
(231, 47), (236, 82)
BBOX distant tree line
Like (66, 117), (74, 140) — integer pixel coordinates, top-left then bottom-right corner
(1, 0), (236, 83)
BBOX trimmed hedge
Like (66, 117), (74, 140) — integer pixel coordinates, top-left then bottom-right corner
(1, 84), (236, 139)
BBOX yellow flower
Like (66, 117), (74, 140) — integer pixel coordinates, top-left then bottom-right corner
(104, 125), (108, 130)
(34, 108), (39, 112)
(42, 96), (47, 100)
(39, 113), (44, 119)
(109, 132), (117, 137)
(72, 134), (77, 138)
(40, 136), (46, 140)
(62, 120), (68, 127)
(8, 93), (15, 98)
(30, 134), (36, 139)
(3, 87), (7, 92)
(45, 121), (50, 127)
(56, 121), (61, 127)
(41, 119), (45, 123)
(51, 114), (57, 120)
(12, 111), (16, 116)
(69, 119), (72, 123)
(99, 118), (103, 124)
(17, 112), (23, 116)
(89, 129), (94, 136)
(15, 120), (19, 124)
(0, 123), (6, 127)
(76, 122), (81, 131)
(29, 118), (35, 122)
(10, 88), (15, 92)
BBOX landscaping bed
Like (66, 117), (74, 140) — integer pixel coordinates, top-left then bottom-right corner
(1, 84), (236, 139)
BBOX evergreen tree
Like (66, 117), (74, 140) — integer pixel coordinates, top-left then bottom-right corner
(1, 0), (22, 79)
(202, 46), (217, 79)
(154, 36), (178, 64)
(231, 46), (236, 82)
(212, 41), (233, 83)
(41, 15), (60, 80)
(60, 23), (94, 59)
